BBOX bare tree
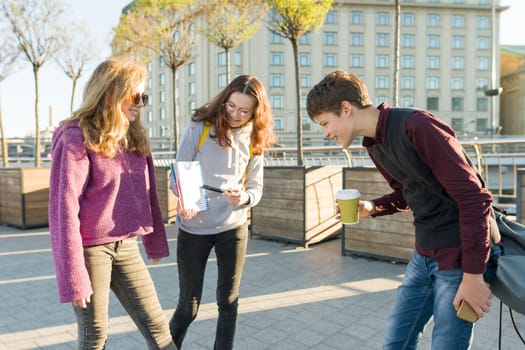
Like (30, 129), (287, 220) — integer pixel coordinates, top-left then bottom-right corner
(112, 0), (202, 152)
(0, 36), (20, 168)
(202, 0), (265, 84)
(392, 0), (400, 106)
(265, 0), (333, 166)
(54, 24), (98, 114)
(1, 0), (67, 167)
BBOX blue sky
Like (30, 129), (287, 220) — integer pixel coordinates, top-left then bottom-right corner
(1, 0), (524, 138)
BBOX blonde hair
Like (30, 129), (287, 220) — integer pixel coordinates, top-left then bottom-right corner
(64, 57), (150, 157)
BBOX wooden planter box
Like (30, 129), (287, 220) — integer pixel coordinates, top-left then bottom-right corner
(517, 168), (525, 224)
(342, 167), (414, 262)
(0, 167), (51, 228)
(250, 166), (342, 247)
(154, 166), (178, 224)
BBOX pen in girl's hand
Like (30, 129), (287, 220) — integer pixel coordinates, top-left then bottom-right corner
(201, 184), (224, 193)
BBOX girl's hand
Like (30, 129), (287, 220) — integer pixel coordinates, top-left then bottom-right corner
(73, 295), (91, 309)
(178, 207), (197, 220)
(224, 187), (250, 206)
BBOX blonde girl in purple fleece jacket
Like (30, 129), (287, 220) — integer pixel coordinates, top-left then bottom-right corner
(48, 57), (177, 350)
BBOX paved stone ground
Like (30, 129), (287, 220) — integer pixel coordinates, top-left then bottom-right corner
(0, 223), (524, 349)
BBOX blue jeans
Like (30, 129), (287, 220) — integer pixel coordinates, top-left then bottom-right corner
(169, 223), (248, 350)
(74, 237), (175, 350)
(383, 251), (474, 350)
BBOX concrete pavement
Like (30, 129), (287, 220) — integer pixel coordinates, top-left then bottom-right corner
(0, 223), (524, 349)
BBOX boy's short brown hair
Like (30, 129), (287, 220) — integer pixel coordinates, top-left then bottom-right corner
(306, 70), (373, 120)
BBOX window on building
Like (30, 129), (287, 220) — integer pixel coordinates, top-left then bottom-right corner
(477, 36), (490, 50)
(427, 34), (440, 49)
(402, 13), (415, 26)
(452, 35), (465, 49)
(270, 73), (284, 87)
(351, 32), (364, 46)
(323, 53), (337, 67)
(427, 13), (440, 27)
(350, 54), (364, 68)
(274, 117), (283, 130)
(451, 118), (463, 132)
(234, 51), (241, 66)
(159, 90), (165, 103)
(452, 97), (464, 111)
(375, 96), (389, 105)
(376, 12), (389, 25)
(477, 97), (488, 111)
(148, 127), (152, 138)
(401, 55), (415, 69)
(188, 82), (196, 95)
(451, 77), (464, 90)
(400, 76), (415, 89)
(299, 33), (311, 45)
(147, 62), (153, 72)
(159, 73), (165, 85)
(476, 118), (488, 132)
(325, 11), (337, 24)
(351, 11), (364, 25)
(301, 95), (307, 109)
(159, 56), (165, 67)
(426, 56), (440, 69)
(375, 76), (389, 89)
(160, 107), (166, 120)
(189, 101), (196, 113)
(270, 51), (284, 65)
(270, 95), (284, 109)
(270, 31), (284, 44)
(476, 78), (489, 91)
(147, 110), (153, 122)
(376, 54), (389, 68)
(476, 57), (489, 70)
(376, 33), (389, 47)
(426, 77), (439, 90)
(427, 97), (439, 110)
(400, 96), (414, 108)
(401, 34), (415, 48)
(452, 56), (464, 70)
(218, 52), (226, 66)
(147, 78), (153, 89)
(323, 31), (337, 46)
(477, 15), (489, 29)
(452, 15), (465, 28)
(299, 52), (311, 66)
(218, 73), (227, 88)
(188, 62), (195, 76)
(300, 73), (311, 88)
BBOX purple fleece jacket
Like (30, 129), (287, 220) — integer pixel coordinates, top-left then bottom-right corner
(48, 120), (169, 303)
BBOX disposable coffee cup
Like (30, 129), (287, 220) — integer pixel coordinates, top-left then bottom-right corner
(336, 189), (360, 225)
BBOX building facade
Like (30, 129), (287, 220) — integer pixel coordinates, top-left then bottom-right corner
(140, 0), (505, 148)
(500, 45), (525, 136)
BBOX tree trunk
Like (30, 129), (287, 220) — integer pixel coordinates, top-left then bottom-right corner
(33, 66), (41, 167)
(225, 47), (231, 85)
(0, 90), (9, 167)
(392, 0), (400, 106)
(70, 78), (78, 114)
(171, 65), (179, 153)
(291, 38), (303, 167)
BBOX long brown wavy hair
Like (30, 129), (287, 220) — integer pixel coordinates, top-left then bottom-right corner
(63, 57), (150, 157)
(192, 75), (276, 155)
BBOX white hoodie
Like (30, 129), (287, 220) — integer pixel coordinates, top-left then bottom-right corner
(170, 120), (264, 234)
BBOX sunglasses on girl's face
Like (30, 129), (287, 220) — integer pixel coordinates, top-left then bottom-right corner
(132, 92), (149, 106)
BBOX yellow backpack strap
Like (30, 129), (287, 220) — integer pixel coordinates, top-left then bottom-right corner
(197, 122), (211, 153)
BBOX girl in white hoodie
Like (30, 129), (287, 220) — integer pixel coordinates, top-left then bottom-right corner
(169, 75), (275, 349)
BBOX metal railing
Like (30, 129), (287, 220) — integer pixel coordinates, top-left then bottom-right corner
(3, 137), (525, 213)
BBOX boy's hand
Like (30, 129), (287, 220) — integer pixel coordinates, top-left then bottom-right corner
(453, 273), (492, 319)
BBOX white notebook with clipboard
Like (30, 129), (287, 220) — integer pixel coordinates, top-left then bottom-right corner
(170, 161), (209, 212)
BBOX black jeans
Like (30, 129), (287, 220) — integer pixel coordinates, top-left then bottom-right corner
(169, 223), (248, 350)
